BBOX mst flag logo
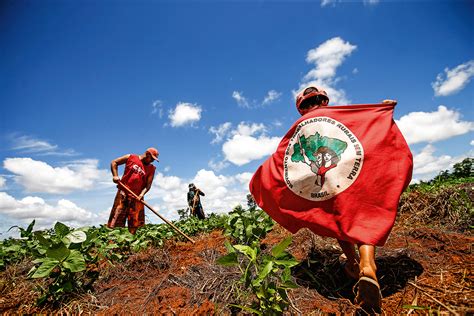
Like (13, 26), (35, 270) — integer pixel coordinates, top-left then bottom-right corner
(284, 117), (364, 201)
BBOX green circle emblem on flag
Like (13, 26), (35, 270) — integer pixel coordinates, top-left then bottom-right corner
(284, 116), (364, 201)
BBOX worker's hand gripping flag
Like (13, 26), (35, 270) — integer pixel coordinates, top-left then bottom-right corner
(250, 103), (413, 246)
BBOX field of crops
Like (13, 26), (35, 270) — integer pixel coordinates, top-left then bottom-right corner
(1, 179), (473, 315)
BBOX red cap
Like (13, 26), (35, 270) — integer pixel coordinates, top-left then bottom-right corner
(146, 147), (159, 161)
(295, 86), (329, 115)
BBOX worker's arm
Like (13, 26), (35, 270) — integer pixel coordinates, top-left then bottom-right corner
(111, 154), (130, 183)
(138, 170), (155, 200)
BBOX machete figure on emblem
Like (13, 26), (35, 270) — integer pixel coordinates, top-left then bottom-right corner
(293, 133), (346, 192)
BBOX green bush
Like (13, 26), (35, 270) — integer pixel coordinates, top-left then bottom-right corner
(218, 237), (299, 315)
(224, 205), (274, 246)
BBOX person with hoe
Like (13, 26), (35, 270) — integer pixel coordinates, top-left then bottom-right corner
(250, 86), (413, 314)
(107, 147), (159, 234)
(187, 183), (205, 219)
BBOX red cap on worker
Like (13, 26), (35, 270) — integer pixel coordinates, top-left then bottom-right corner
(146, 147), (159, 161)
(295, 86), (329, 115)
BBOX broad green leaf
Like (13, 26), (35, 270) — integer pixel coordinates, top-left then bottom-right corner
(245, 225), (254, 238)
(224, 240), (235, 253)
(281, 266), (291, 282)
(34, 231), (50, 246)
(281, 279), (299, 289)
(26, 220), (36, 235)
(85, 229), (98, 243)
(267, 286), (276, 295)
(273, 303), (283, 312)
(256, 261), (273, 283)
(47, 244), (70, 261)
(216, 253), (238, 266)
(61, 236), (71, 248)
(62, 250), (86, 272)
(274, 259), (299, 268)
(4, 244), (21, 252)
(255, 286), (266, 299)
(271, 236), (292, 258)
(65, 231), (87, 244)
(54, 222), (70, 238)
(31, 258), (59, 278)
(234, 245), (257, 261)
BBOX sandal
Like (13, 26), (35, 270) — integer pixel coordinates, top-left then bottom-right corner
(355, 276), (382, 314)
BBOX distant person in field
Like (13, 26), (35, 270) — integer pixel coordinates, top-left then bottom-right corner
(107, 147), (159, 234)
(187, 183), (205, 219)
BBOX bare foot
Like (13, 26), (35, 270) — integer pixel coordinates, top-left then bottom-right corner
(359, 265), (377, 281)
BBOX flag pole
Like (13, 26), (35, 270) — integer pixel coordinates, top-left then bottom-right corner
(118, 181), (195, 244)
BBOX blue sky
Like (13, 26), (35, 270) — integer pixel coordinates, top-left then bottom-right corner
(1, 0), (473, 236)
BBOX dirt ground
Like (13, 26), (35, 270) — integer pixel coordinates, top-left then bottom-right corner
(1, 223), (472, 315)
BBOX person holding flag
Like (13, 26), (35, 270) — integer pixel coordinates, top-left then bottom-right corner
(250, 86), (413, 313)
(107, 147), (159, 234)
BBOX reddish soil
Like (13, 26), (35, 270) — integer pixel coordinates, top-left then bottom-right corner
(92, 230), (228, 315)
(1, 225), (472, 315)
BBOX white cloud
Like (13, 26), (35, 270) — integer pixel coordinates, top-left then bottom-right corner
(305, 37), (357, 80)
(168, 102), (202, 127)
(208, 158), (229, 172)
(412, 145), (464, 181)
(262, 90), (282, 105)
(321, 0), (336, 7)
(396, 105), (474, 145)
(233, 90), (282, 108)
(322, 0), (378, 7)
(209, 122), (232, 144)
(297, 37), (357, 105)
(232, 91), (250, 108)
(223, 135), (280, 166)
(223, 122), (280, 166)
(0, 176), (6, 189)
(3, 158), (107, 194)
(273, 120), (283, 128)
(0, 192), (101, 229)
(232, 122), (266, 137)
(152, 99), (164, 118)
(363, 0), (380, 5)
(9, 134), (78, 156)
(234, 172), (253, 187)
(432, 60), (474, 96)
(471, 140), (474, 146)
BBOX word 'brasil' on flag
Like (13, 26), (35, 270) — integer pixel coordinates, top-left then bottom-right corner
(250, 103), (413, 246)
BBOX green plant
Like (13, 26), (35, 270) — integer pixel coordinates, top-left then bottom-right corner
(224, 205), (274, 246)
(0, 220), (38, 269)
(177, 208), (190, 220)
(218, 237), (299, 315)
(28, 222), (90, 304)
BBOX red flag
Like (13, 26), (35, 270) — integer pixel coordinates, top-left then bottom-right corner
(250, 103), (412, 246)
